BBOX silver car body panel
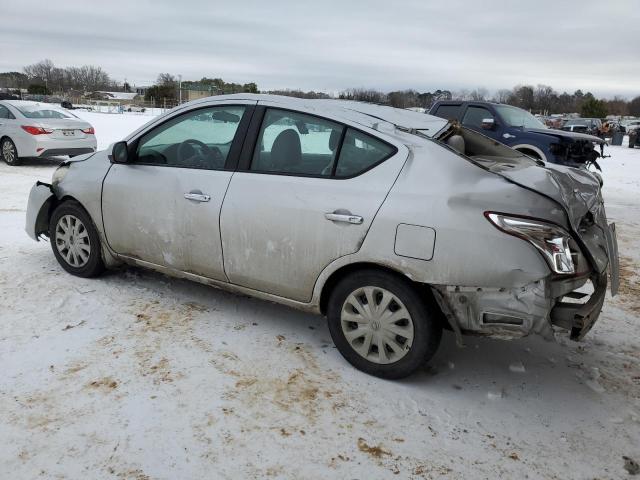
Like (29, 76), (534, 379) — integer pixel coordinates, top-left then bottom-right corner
(24, 94), (619, 342)
(25, 183), (54, 241)
(102, 164), (233, 282)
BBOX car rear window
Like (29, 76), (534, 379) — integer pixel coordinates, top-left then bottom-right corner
(434, 105), (461, 121)
(14, 105), (73, 119)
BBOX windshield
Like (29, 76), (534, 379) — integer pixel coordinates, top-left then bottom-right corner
(494, 105), (546, 129)
(14, 105), (73, 119)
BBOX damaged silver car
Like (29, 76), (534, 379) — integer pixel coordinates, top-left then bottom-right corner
(25, 94), (620, 379)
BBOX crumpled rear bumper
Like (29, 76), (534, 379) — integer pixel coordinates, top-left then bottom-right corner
(25, 182), (54, 241)
(433, 222), (619, 341)
(550, 273), (607, 340)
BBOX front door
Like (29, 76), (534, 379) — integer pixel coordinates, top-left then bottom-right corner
(102, 103), (252, 281)
(220, 107), (407, 302)
(461, 104), (501, 142)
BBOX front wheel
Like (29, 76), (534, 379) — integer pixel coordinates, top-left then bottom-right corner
(327, 270), (442, 379)
(49, 201), (105, 277)
(1, 138), (21, 166)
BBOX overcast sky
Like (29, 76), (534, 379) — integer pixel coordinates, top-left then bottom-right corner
(1, 0), (638, 97)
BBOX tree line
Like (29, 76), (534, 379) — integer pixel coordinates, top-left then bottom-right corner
(143, 73), (259, 106)
(0, 59), (115, 94)
(1, 59), (639, 116)
(339, 86), (640, 118)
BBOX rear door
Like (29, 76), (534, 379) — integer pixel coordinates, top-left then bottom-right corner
(220, 105), (408, 302)
(102, 102), (254, 281)
(0, 103), (18, 141)
(431, 103), (463, 121)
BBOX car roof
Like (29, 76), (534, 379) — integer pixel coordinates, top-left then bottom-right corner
(5, 100), (47, 106)
(181, 93), (449, 135)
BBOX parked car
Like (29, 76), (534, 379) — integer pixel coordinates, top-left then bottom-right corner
(25, 94), (619, 379)
(629, 126), (640, 148)
(124, 104), (146, 113)
(561, 118), (602, 136)
(621, 120), (640, 133)
(0, 100), (97, 166)
(429, 101), (605, 168)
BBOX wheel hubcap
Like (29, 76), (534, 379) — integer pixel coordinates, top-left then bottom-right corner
(55, 215), (91, 268)
(2, 141), (16, 163)
(340, 286), (414, 365)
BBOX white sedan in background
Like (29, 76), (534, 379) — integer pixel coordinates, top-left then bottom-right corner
(0, 100), (97, 166)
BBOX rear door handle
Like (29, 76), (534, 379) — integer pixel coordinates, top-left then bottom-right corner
(325, 212), (363, 224)
(184, 192), (211, 202)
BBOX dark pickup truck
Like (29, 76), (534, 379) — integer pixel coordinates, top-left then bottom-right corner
(429, 101), (604, 168)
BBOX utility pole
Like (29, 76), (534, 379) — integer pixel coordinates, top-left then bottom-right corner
(178, 74), (182, 104)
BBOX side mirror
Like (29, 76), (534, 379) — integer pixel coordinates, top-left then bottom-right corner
(110, 141), (130, 164)
(481, 118), (495, 130)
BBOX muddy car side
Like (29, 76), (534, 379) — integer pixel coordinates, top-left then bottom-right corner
(25, 94), (619, 379)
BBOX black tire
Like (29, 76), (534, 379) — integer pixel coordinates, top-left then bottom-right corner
(1, 137), (21, 166)
(49, 201), (105, 277)
(327, 269), (442, 379)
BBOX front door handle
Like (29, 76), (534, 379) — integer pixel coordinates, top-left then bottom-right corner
(184, 191), (211, 202)
(325, 212), (363, 224)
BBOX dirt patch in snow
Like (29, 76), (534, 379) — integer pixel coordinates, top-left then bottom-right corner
(357, 437), (392, 458)
(617, 256), (640, 313)
(220, 342), (342, 424)
(87, 377), (118, 391)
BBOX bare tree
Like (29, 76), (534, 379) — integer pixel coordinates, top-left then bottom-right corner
(157, 73), (177, 85)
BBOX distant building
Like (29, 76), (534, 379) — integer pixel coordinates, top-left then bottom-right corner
(135, 86), (150, 97)
(181, 84), (219, 102)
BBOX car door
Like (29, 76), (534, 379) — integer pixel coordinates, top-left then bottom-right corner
(101, 102), (254, 281)
(461, 104), (502, 142)
(220, 105), (408, 302)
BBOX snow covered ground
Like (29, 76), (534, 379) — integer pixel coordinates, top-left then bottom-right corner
(1, 112), (639, 479)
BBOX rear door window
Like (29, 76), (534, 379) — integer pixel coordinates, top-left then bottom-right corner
(0, 105), (14, 119)
(434, 104), (461, 120)
(251, 109), (344, 176)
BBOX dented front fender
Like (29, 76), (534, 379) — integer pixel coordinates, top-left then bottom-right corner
(25, 182), (54, 241)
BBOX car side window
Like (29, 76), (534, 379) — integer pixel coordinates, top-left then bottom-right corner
(334, 128), (395, 178)
(0, 105), (15, 119)
(462, 106), (494, 129)
(251, 109), (343, 176)
(136, 106), (245, 170)
(434, 105), (461, 120)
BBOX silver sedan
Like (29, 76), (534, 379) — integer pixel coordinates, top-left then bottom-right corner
(0, 100), (96, 166)
(25, 94), (619, 379)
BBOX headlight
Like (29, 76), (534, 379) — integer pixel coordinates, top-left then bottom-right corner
(52, 164), (70, 186)
(485, 212), (576, 274)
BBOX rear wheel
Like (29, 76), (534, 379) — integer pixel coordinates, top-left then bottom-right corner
(1, 138), (21, 166)
(327, 269), (442, 379)
(49, 201), (104, 277)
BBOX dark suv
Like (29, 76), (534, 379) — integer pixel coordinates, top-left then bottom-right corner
(429, 101), (604, 167)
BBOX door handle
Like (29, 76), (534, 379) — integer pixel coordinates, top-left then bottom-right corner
(503, 133), (516, 139)
(184, 192), (211, 202)
(325, 212), (363, 224)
